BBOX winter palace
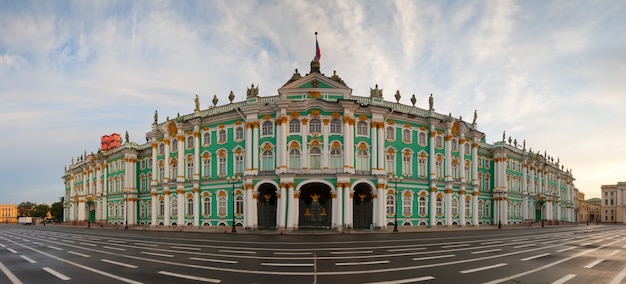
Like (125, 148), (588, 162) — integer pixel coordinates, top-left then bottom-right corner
(62, 57), (577, 231)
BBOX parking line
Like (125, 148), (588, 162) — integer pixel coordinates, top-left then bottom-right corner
(0, 261), (23, 284)
(101, 259), (138, 269)
(171, 246), (201, 251)
(7, 248), (17, 253)
(441, 244), (470, 249)
(218, 249), (255, 254)
(413, 254), (455, 261)
(189, 257), (238, 264)
(47, 246), (63, 251)
(103, 246), (126, 251)
(43, 267), (71, 281)
(68, 251), (90, 258)
(273, 252), (313, 255)
(262, 262), (314, 267)
(514, 244), (536, 249)
(584, 259), (604, 269)
(521, 253), (550, 261)
(550, 274), (576, 284)
(363, 276), (435, 284)
(472, 249), (502, 254)
(20, 255), (36, 263)
(460, 263), (507, 274)
(330, 250), (373, 255)
(387, 247), (426, 252)
(609, 250), (620, 256)
(609, 268), (626, 284)
(557, 247), (576, 253)
(336, 260), (389, 266)
(158, 271), (221, 283)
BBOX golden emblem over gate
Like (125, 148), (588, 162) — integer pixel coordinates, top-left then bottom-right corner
(359, 194), (367, 201)
(264, 194), (271, 201)
(311, 194), (320, 202)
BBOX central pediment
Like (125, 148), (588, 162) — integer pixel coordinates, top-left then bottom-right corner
(279, 66), (352, 101)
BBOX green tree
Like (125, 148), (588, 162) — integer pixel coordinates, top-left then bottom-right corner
(17, 202), (36, 217)
(50, 197), (64, 222)
(33, 203), (50, 219)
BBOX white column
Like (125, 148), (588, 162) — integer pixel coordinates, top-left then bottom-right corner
(335, 182), (345, 231)
(472, 191), (479, 225)
(164, 190), (171, 226)
(343, 184), (352, 228)
(245, 123), (253, 173)
(343, 119), (351, 171)
(279, 183), (287, 229)
(445, 189), (452, 226)
(151, 139), (158, 186)
(429, 187), (437, 226)
(459, 188), (466, 226)
(471, 140), (478, 185)
(193, 126), (200, 180)
(177, 189), (184, 226)
(459, 136), (466, 184)
(377, 184), (385, 228)
(287, 184), (297, 229)
(429, 129), (436, 180)
(332, 189), (339, 228)
(322, 119), (329, 169)
(247, 183), (255, 229)
(370, 122), (377, 172)
(252, 122), (259, 171)
(301, 119), (308, 168)
(164, 136), (171, 183)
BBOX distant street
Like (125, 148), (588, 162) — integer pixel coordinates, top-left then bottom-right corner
(1, 224), (625, 283)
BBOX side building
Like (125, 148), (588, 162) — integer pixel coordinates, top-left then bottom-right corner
(62, 58), (577, 230)
(601, 182), (626, 224)
(0, 204), (18, 224)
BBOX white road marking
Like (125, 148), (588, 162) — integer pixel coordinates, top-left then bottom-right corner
(363, 276), (436, 284)
(158, 271), (221, 283)
(189, 257), (238, 264)
(102, 259), (138, 268)
(609, 250), (621, 256)
(80, 242), (97, 247)
(0, 244), (5, 248)
(441, 244), (470, 249)
(514, 244), (536, 249)
(218, 249), (255, 254)
(171, 246), (201, 251)
(261, 262), (314, 267)
(521, 253), (550, 261)
(108, 240), (126, 244)
(330, 250), (373, 255)
(413, 254), (455, 261)
(43, 267), (71, 281)
(31, 242), (43, 246)
(0, 261), (22, 284)
(557, 247), (576, 253)
(141, 251), (174, 258)
(584, 259), (604, 269)
(336, 260), (389, 266)
(68, 251), (90, 258)
(622, 245), (626, 249)
(581, 243), (591, 246)
(460, 263), (508, 274)
(550, 274), (576, 284)
(20, 255), (36, 263)
(103, 246), (126, 251)
(47, 246), (63, 251)
(62, 240), (74, 243)
(7, 248), (17, 253)
(273, 252), (313, 255)
(472, 249), (502, 254)
(387, 247), (426, 252)
(609, 268), (626, 284)
(134, 243), (157, 247)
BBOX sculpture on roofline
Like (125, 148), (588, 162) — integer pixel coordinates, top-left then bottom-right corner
(195, 95), (200, 112)
(429, 94), (434, 111)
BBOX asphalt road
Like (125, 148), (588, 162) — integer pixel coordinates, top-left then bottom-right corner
(1, 224), (625, 284)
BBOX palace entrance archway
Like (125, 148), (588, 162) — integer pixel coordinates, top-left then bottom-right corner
(298, 183), (332, 229)
(257, 183), (277, 230)
(353, 183), (373, 229)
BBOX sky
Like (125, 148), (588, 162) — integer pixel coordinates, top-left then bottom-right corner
(1, 0), (625, 205)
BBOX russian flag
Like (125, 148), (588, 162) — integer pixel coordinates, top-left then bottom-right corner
(316, 37), (321, 61)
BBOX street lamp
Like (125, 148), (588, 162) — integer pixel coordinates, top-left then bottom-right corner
(389, 174), (403, 232)
(226, 175), (241, 233)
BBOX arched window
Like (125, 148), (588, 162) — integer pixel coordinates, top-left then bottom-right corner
(261, 150), (274, 171)
(203, 132), (210, 145)
(436, 197), (443, 216)
(159, 199), (165, 217)
(218, 129), (227, 143)
(186, 159), (194, 179)
(357, 121), (368, 136)
(418, 154), (427, 178)
(309, 118), (322, 133)
(465, 142), (470, 154)
(330, 119), (342, 134)
(386, 151), (395, 174)
(218, 156), (226, 176)
(451, 198), (458, 217)
(203, 196), (211, 216)
(402, 195), (412, 216)
(289, 149), (301, 169)
(147, 200), (152, 219)
(289, 119), (300, 133)
(235, 196), (243, 216)
(419, 196), (427, 216)
(170, 163), (177, 180)
(485, 201), (491, 218)
(171, 197), (178, 217)
(402, 152), (412, 176)
(435, 135), (443, 148)
(465, 198), (471, 217)
(218, 196), (227, 216)
(309, 147), (321, 169)
(330, 148), (342, 170)
(403, 129), (411, 143)
(158, 143), (165, 155)
(187, 198), (193, 216)
(386, 195), (395, 216)
(478, 201), (484, 218)
(436, 155), (444, 179)
(451, 138), (458, 152)
(356, 149), (369, 171)
(234, 153), (244, 175)
(262, 121), (273, 136)
(235, 126), (244, 140)
(171, 139), (178, 152)
(418, 132), (427, 146)
(202, 157), (211, 178)
(186, 136), (194, 149)
(386, 126), (395, 141)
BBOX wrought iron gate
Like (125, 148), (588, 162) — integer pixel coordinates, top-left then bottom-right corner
(257, 190), (277, 229)
(299, 186), (331, 229)
(353, 192), (373, 229)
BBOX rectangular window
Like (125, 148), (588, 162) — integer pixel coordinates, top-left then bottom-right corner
(402, 154), (411, 176)
(235, 155), (244, 175)
(203, 158), (211, 178)
(219, 157), (227, 176)
(402, 197), (411, 216)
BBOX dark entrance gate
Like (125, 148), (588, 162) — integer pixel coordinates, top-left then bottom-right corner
(298, 183), (332, 229)
(257, 184), (277, 229)
(353, 184), (373, 229)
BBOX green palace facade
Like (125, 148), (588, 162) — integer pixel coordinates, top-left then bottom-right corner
(62, 58), (577, 230)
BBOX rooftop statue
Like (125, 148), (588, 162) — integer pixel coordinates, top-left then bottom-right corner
(154, 110), (158, 124)
(247, 84), (259, 98)
(429, 94), (434, 111)
(473, 109), (478, 124)
(194, 95), (200, 112)
(370, 84), (383, 98)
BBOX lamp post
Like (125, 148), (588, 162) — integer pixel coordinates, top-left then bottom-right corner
(226, 175), (241, 233)
(389, 174), (403, 232)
